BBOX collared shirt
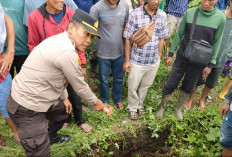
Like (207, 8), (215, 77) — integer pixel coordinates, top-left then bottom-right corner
(165, 0), (188, 17)
(0, 4), (6, 54)
(11, 32), (97, 112)
(123, 6), (168, 66)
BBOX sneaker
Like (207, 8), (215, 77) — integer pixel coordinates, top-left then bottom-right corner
(49, 133), (71, 145)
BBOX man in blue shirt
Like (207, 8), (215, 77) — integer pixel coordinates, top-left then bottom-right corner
(73, 0), (98, 13)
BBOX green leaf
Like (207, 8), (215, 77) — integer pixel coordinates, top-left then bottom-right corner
(115, 143), (119, 149)
(205, 127), (219, 142)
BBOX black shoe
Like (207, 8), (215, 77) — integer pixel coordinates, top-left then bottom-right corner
(49, 134), (71, 145)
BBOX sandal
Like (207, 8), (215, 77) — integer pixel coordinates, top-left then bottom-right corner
(79, 123), (92, 133)
(205, 96), (212, 103)
(115, 102), (124, 110)
(129, 111), (138, 120)
(138, 109), (146, 116)
(62, 123), (69, 129)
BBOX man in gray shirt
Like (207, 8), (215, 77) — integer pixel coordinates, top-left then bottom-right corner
(90, 0), (129, 109)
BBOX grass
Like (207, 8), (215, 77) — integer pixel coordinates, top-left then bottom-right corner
(0, 40), (228, 156)
(0, 62), (227, 156)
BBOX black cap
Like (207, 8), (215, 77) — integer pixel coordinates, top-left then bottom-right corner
(72, 9), (101, 39)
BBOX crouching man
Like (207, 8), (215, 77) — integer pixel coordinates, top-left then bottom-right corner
(6, 9), (104, 157)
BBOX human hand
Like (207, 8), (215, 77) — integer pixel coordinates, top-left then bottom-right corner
(202, 67), (212, 80)
(220, 103), (230, 118)
(165, 57), (173, 67)
(123, 61), (131, 72)
(63, 98), (72, 114)
(93, 99), (104, 111)
(82, 68), (86, 76)
(0, 51), (14, 73)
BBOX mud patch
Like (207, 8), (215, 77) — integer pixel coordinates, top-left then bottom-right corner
(111, 128), (176, 157)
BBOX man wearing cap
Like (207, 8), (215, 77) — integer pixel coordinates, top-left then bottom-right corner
(6, 9), (104, 156)
(90, 0), (129, 109)
(27, 0), (91, 132)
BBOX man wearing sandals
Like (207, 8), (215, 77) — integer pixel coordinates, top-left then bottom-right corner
(90, 0), (129, 110)
(123, 0), (168, 120)
(6, 10), (105, 156)
(26, 0), (91, 132)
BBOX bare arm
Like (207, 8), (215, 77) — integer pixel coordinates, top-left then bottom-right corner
(158, 38), (164, 59)
(123, 39), (132, 72)
(0, 14), (15, 73)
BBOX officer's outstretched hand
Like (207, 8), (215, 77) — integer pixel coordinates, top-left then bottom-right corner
(93, 99), (113, 116)
(220, 103), (230, 118)
(63, 98), (72, 114)
(93, 99), (104, 111)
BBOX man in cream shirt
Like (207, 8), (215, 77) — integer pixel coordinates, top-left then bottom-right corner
(7, 9), (104, 157)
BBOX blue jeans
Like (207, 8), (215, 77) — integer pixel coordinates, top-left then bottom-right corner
(0, 73), (12, 118)
(98, 55), (124, 103)
(220, 109), (232, 150)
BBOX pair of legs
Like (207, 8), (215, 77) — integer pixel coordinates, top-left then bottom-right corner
(98, 55), (124, 105)
(185, 67), (223, 110)
(128, 60), (160, 119)
(157, 53), (204, 120)
(0, 74), (19, 143)
(64, 84), (91, 132)
(10, 55), (28, 77)
(220, 109), (232, 157)
(7, 95), (69, 157)
(166, 14), (183, 51)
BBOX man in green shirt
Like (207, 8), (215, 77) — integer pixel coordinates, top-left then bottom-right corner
(156, 0), (226, 120)
(185, 3), (232, 110)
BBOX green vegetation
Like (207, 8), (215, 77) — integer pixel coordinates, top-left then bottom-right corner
(0, 57), (226, 156)
(0, 2), (227, 156)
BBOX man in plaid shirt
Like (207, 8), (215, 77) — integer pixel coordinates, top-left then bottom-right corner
(123, 0), (168, 120)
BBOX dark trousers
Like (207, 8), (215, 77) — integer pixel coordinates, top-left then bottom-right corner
(162, 53), (204, 95)
(7, 95), (69, 157)
(10, 55), (28, 78)
(66, 84), (86, 125)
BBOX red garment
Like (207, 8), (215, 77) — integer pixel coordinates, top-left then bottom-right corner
(28, 4), (86, 65)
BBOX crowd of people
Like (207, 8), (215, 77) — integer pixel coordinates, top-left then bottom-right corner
(0, 0), (232, 156)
